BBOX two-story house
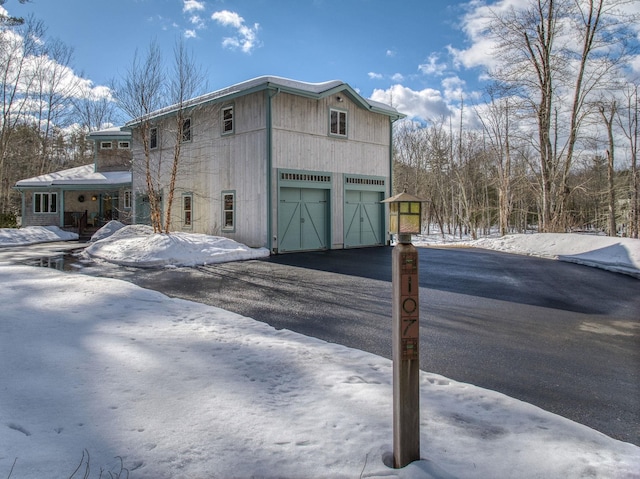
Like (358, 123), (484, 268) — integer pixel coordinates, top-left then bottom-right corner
(14, 127), (133, 236)
(127, 76), (404, 253)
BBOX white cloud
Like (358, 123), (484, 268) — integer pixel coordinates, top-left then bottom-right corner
(391, 73), (405, 82)
(370, 84), (451, 121)
(212, 10), (261, 53)
(441, 75), (466, 101)
(418, 53), (448, 76)
(386, 49), (396, 57)
(368, 72), (383, 80)
(184, 29), (197, 39)
(183, 0), (205, 13)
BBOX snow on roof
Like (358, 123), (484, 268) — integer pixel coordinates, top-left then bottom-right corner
(127, 75), (404, 125)
(15, 164), (131, 188)
(86, 126), (131, 138)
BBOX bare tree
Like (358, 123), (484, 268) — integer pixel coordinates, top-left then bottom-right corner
(0, 15), (45, 213)
(617, 81), (638, 238)
(112, 40), (165, 232)
(163, 39), (205, 233)
(598, 99), (617, 236)
(488, 0), (636, 232)
(477, 86), (518, 236)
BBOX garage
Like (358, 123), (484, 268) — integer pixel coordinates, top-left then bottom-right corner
(343, 176), (386, 248)
(278, 185), (329, 253)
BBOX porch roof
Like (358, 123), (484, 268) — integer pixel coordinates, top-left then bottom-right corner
(14, 164), (131, 189)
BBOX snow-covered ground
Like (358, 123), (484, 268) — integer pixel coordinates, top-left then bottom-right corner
(0, 225), (639, 478)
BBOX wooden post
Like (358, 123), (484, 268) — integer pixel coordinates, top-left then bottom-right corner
(392, 239), (420, 468)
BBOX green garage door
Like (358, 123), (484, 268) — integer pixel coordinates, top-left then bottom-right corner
(279, 187), (328, 252)
(344, 190), (383, 248)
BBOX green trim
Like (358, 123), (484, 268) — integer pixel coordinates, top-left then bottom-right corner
(266, 90), (275, 251)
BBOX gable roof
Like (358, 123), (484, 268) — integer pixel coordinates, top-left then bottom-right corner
(14, 164), (131, 189)
(125, 76), (405, 126)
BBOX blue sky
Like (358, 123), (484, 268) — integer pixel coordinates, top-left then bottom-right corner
(10, 0), (485, 121)
(8, 0), (640, 126)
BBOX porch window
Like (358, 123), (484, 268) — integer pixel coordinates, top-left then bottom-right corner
(181, 118), (191, 143)
(150, 127), (158, 149)
(123, 190), (132, 209)
(329, 108), (347, 137)
(100, 141), (112, 149)
(183, 193), (193, 228)
(222, 191), (235, 231)
(34, 192), (57, 214)
(222, 105), (234, 134)
(118, 141), (130, 149)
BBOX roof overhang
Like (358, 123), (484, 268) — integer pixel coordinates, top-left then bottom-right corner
(125, 76), (406, 127)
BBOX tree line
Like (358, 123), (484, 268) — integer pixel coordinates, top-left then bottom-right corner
(393, 0), (639, 238)
(1, 0), (639, 239)
(0, 10), (119, 225)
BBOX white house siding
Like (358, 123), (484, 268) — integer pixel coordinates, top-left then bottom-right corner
(132, 94), (268, 248)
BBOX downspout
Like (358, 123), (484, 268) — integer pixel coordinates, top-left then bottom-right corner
(266, 87), (280, 253)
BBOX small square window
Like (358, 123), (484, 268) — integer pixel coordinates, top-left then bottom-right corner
(181, 118), (191, 142)
(329, 109), (347, 137)
(100, 141), (112, 149)
(222, 106), (234, 134)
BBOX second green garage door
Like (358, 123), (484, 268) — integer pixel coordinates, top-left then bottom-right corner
(344, 190), (384, 248)
(278, 187), (328, 252)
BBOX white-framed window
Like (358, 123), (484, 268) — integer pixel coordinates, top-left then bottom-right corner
(118, 141), (130, 149)
(183, 193), (193, 228)
(34, 192), (57, 214)
(150, 127), (158, 149)
(222, 105), (234, 134)
(181, 118), (191, 142)
(123, 190), (132, 209)
(100, 141), (113, 149)
(222, 191), (235, 231)
(329, 108), (347, 137)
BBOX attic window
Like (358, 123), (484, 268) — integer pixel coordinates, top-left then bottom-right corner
(329, 109), (347, 137)
(100, 141), (112, 149)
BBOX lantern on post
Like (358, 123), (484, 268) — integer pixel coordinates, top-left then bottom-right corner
(383, 191), (424, 244)
(382, 191), (426, 468)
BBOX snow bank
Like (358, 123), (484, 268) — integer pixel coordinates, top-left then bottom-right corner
(0, 226), (78, 246)
(84, 225), (270, 267)
(469, 233), (640, 278)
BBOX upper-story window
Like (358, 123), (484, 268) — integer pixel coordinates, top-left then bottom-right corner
(222, 105), (234, 135)
(123, 190), (132, 210)
(329, 108), (347, 137)
(118, 141), (130, 149)
(150, 127), (158, 149)
(181, 118), (192, 142)
(100, 141), (112, 149)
